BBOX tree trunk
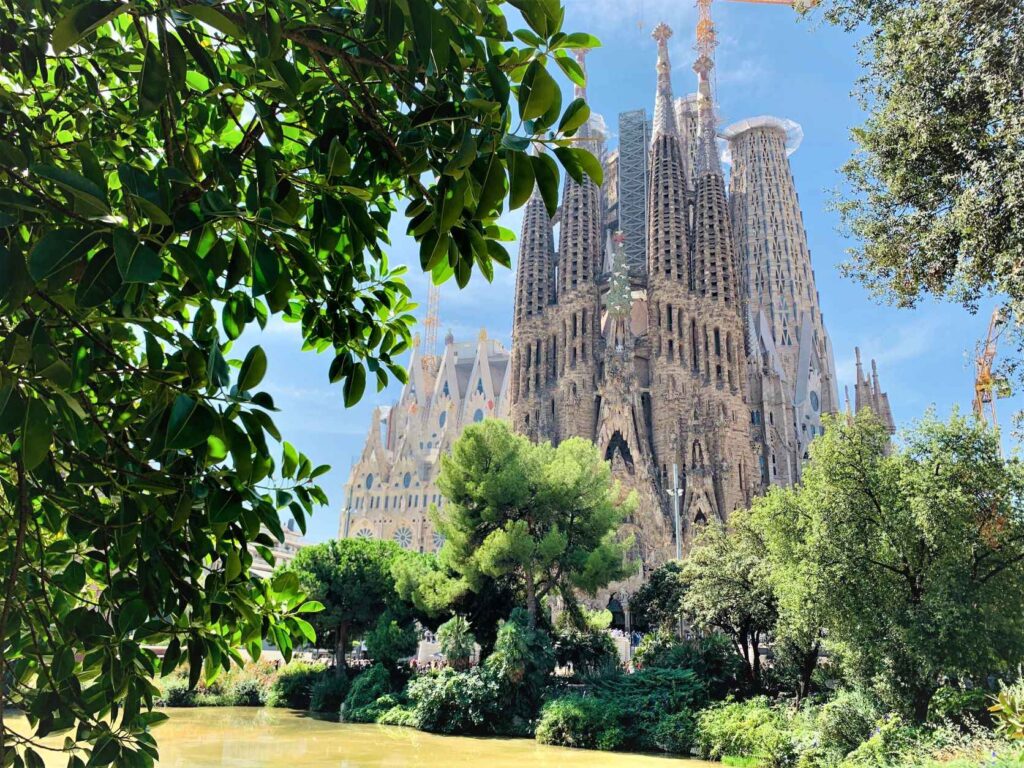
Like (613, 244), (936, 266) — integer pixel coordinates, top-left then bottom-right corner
(911, 681), (936, 724)
(524, 572), (537, 629)
(797, 641), (820, 702)
(335, 622), (349, 670)
(751, 632), (762, 689)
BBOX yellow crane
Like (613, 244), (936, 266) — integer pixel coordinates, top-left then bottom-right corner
(974, 307), (1010, 432)
(696, 0), (816, 62)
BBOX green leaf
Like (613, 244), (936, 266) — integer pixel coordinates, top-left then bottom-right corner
(555, 55), (586, 88)
(343, 362), (366, 407)
(238, 346), (267, 391)
(179, 5), (242, 38)
(117, 598), (148, 636)
(507, 151), (536, 210)
(0, 384), (26, 434)
(252, 244), (281, 296)
(531, 153), (559, 217)
(139, 43), (169, 115)
(75, 247), (121, 307)
(165, 395), (215, 450)
(113, 229), (162, 283)
(30, 164), (108, 215)
(561, 32), (602, 49)
(21, 398), (51, 470)
(437, 178), (465, 233)
(292, 616), (316, 643)
(282, 441), (298, 477)
(558, 98), (591, 134)
(572, 147), (603, 186)
(296, 600), (324, 613)
(28, 229), (98, 282)
(518, 60), (557, 121)
(475, 155), (507, 218)
(52, 1), (128, 54)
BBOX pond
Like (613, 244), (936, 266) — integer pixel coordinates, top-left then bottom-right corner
(28, 707), (717, 767)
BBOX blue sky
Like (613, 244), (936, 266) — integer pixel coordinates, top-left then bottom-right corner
(254, 1), (1022, 543)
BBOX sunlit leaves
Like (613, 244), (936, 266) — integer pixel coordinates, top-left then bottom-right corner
(51, 0), (129, 54)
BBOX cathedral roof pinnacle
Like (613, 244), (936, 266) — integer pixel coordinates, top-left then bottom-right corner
(651, 22), (678, 139)
(574, 48), (589, 101)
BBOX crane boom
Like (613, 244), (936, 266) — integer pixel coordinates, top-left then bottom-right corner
(974, 308), (1007, 433)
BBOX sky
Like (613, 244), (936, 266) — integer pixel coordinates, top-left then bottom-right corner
(252, 0), (1023, 544)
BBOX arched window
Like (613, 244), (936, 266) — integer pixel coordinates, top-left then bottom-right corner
(473, 409), (484, 423)
(476, 378), (484, 395)
(365, 473), (374, 490)
(691, 440), (704, 469)
(403, 472), (412, 488)
(439, 411), (447, 428)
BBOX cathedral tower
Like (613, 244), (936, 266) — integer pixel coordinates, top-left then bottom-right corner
(510, 168), (556, 440)
(553, 49), (604, 440)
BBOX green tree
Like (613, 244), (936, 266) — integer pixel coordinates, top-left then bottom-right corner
(0, 0), (600, 761)
(436, 615), (476, 670)
(821, 0), (1024, 380)
(629, 561), (686, 632)
(783, 411), (1024, 720)
(435, 421), (636, 628)
(364, 611), (419, 670)
(284, 538), (409, 669)
(681, 522), (777, 689)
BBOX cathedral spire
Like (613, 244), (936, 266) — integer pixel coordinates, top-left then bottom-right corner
(693, 55), (722, 178)
(512, 159), (555, 327)
(651, 23), (678, 139)
(646, 22), (689, 282)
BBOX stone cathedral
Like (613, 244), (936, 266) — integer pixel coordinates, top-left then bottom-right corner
(508, 24), (868, 571)
(339, 22), (896, 581)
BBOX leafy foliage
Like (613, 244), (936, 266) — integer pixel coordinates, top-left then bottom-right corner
(633, 632), (743, 701)
(341, 663), (394, 722)
(0, 0), (602, 760)
(364, 612), (418, 670)
(266, 661), (328, 710)
(990, 679), (1024, 741)
(681, 521), (777, 688)
(552, 626), (618, 677)
(281, 538), (410, 667)
(436, 615), (476, 670)
(535, 694), (627, 751)
(435, 421), (636, 627)
(628, 560), (686, 631)
(309, 672), (351, 713)
(695, 697), (797, 767)
(821, 0), (1024, 397)
(771, 412), (1024, 720)
(406, 666), (504, 734)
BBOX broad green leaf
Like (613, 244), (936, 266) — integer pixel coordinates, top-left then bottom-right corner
(561, 32), (601, 49)
(475, 155), (507, 217)
(238, 346), (267, 391)
(507, 151), (536, 210)
(0, 384), (26, 434)
(252, 244), (281, 296)
(52, 0), (128, 53)
(75, 247), (121, 307)
(571, 147), (603, 186)
(518, 60), (557, 121)
(531, 153), (559, 216)
(179, 5), (242, 38)
(282, 441), (298, 477)
(113, 229), (162, 283)
(555, 55), (586, 88)
(343, 362), (366, 407)
(165, 395), (215, 450)
(558, 98), (591, 134)
(21, 397), (51, 470)
(30, 164), (108, 215)
(28, 229), (97, 282)
(437, 178), (465, 233)
(139, 43), (169, 115)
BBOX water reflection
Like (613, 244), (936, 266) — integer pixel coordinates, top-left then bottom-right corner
(30, 708), (716, 767)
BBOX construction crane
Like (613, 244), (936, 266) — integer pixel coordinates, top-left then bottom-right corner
(974, 307), (1010, 432)
(696, 0), (816, 61)
(420, 282), (442, 375)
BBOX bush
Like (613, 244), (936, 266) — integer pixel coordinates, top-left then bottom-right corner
(158, 677), (196, 707)
(536, 694), (625, 750)
(364, 613), (418, 669)
(406, 667), (503, 735)
(990, 678), (1024, 741)
(376, 701), (419, 727)
(928, 686), (992, 728)
(483, 608), (555, 725)
(696, 697), (796, 767)
(635, 632), (744, 700)
(267, 661), (328, 709)
(436, 615), (475, 670)
(839, 714), (919, 768)
(647, 709), (698, 755)
(553, 627), (618, 677)
(310, 672), (350, 713)
(342, 663), (393, 722)
(227, 677), (268, 707)
(817, 690), (881, 757)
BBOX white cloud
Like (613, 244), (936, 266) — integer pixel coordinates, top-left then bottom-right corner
(835, 315), (952, 386)
(563, 0), (696, 39)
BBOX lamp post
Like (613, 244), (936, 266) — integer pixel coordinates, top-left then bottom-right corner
(667, 463), (684, 638)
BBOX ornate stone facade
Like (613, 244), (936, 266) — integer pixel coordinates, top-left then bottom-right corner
(338, 332), (510, 552)
(508, 24), (869, 575)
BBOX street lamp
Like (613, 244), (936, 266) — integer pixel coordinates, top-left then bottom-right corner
(666, 463), (685, 639)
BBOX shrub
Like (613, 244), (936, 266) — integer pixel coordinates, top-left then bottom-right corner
(647, 709), (698, 755)
(158, 677), (196, 707)
(376, 701), (419, 727)
(552, 627), (618, 677)
(535, 694), (625, 750)
(484, 609), (555, 723)
(311, 672), (350, 713)
(839, 713), (919, 768)
(406, 667), (503, 735)
(342, 663), (393, 722)
(635, 632), (744, 700)
(696, 697), (796, 767)
(817, 690), (881, 757)
(225, 677), (266, 706)
(990, 678), (1024, 741)
(364, 613), (418, 670)
(267, 661), (328, 709)
(927, 686), (992, 728)
(436, 615), (475, 670)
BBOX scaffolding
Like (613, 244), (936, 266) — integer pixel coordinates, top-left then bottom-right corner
(617, 109), (650, 269)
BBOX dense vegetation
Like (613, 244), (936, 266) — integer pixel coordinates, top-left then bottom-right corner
(0, 0), (600, 762)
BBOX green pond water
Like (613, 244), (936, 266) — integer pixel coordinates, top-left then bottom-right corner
(25, 707), (716, 767)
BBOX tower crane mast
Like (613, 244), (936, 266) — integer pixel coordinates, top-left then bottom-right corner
(974, 308), (1008, 432)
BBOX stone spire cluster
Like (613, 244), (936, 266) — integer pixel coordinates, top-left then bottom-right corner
(854, 347), (895, 433)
